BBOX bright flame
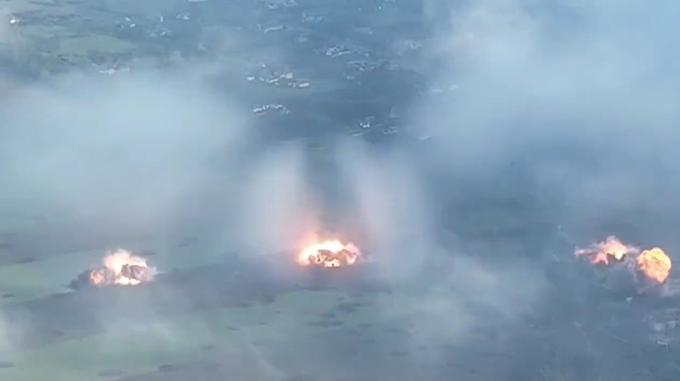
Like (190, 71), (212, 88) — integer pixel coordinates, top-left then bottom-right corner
(575, 236), (638, 265)
(577, 236), (673, 287)
(298, 240), (361, 268)
(89, 249), (156, 287)
(636, 248), (672, 284)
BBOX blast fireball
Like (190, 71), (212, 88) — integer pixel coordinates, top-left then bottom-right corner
(298, 240), (361, 268)
(575, 236), (638, 265)
(637, 248), (672, 284)
(576, 237), (672, 286)
(89, 249), (156, 287)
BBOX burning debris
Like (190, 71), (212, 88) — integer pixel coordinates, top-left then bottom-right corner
(575, 236), (639, 265)
(88, 249), (156, 287)
(575, 236), (672, 288)
(297, 240), (361, 268)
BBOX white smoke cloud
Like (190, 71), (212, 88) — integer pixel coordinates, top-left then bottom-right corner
(231, 136), (437, 278)
(0, 69), (248, 237)
(334, 139), (435, 279)
(413, 0), (680, 241)
(234, 142), (320, 256)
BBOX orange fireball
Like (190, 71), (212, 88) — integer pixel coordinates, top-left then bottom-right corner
(575, 236), (638, 265)
(298, 240), (361, 268)
(89, 249), (156, 287)
(89, 269), (107, 285)
(636, 247), (672, 284)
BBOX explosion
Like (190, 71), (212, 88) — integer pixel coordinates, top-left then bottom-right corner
(637, 248), (672, 284)
(575, 236), (638, 265)
(297, 240), (361, 268)
(576, 237), (672, 285)
(89, 249), (156, 287)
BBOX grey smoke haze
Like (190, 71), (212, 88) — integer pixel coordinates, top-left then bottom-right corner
(376, 0), (680, 359)
(377, 255), (545, 349)
(0, 8), (10, 45)
(0, 0), (678, 378)
(415, 0), (680, 243)
(348, 0), (680, 357)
